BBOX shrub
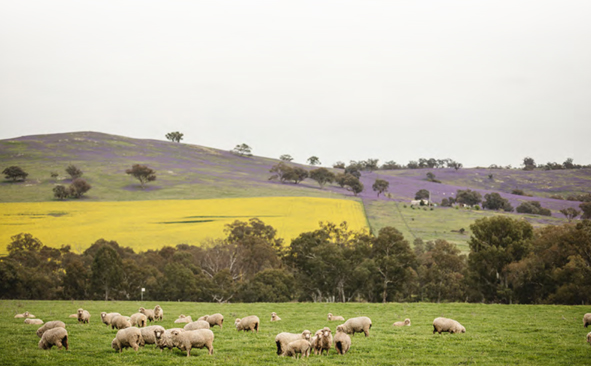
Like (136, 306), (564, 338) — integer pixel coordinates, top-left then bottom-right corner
(53, 185), (69, 200)
(2, 166), (28, 182)
(68, 178), (91, 198)
(516, 201), (552, 216)
(66, 164), (83, 179)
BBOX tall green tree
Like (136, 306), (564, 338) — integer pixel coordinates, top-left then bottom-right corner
(372, 179), (389, 197)
(2, 166), (28, 182)
(90, 244), (123, 300)
(126, 164), (156, 188)
(165, 131), (184, 143)
(307, 156), (320, 166)
(309, 168), (335, 188)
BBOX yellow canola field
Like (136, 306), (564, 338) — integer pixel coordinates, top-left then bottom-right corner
(0, 197), (368, 254)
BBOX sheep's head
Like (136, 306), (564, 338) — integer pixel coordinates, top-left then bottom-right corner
(322, 327), (332, 337)
(171, 329), (181, 337)
(24, 311), (30, 317)
(111, 338), (119, 350)
(336, 325), (345, 333)
(302, 330), (311, 340)
(405, 319), (411, 325)
(327, 313), (332, 320)
(154, 329), (163, 339)
(234, 318), (241, 328)
(139, 307), (145, 313)
(460, 326), (466, 333)
(101, 312), (107, 320)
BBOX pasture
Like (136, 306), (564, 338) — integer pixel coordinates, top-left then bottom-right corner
(0, 197), (368, 254)
(1, 300), (589, 365)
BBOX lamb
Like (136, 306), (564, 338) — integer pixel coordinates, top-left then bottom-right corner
(37, 320), (66, 338)
(139, 307), (155, 322)
(174, 314), (193, 324)
(314, 327), (332, 355)
(68, 314), (78, 319)
(339, 316), (372, 337)
(155, 328), (184, 351)
(139, 325), (166, 346)
(310, 329), (322, 355)
(284, 340), (311, 359)
(25, 319), (44, 325)
(393, 318), (411, 327)
(38, 327), (68, 351)
(100, 312), (121, 326)
(199, 313), (224, 329)
(235, 315), (260, 333)
(271, 312), (281, 321)
(328, 313), (345, 321)
(130, 313), (148, 328)
(171, 328), (215, 357)
(77, 308), (91, 324)
(584, 313), (591, 327)
(154, 305), (164, 321)
(110, 315), (131, 330)
(184, 320), (211, 331)
(111, 327), (142, 352)
(432, 317), (466, 334)
(334, 325), (351, 355)
(275, 330), (312, 355)
(14, 311), (33, 319)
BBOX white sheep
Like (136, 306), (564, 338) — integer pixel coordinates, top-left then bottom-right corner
(68, 314), (78, 319)
(14, 311), (34, 319)
(334, 324), (351, 355)
(271, 312), (281, 321)
(140, 325), (166, 346)
(284, 339), (311, 359)
(318, 327), (333, 355)
(198, 313), (224, 329)
(584, 313), (591, 328)
(154, 305), (164, 321)
(100, 312), (121, 326)
(174, 314), (193, 324)
(130, 313), (148, 328)
(155, 328), (185, 352)
(235, 315), (260, 333)
(25, 318), (44, 325)
(111, 327), (142, 352)
(275, 330), (312, 355)
(328, 313), (345, 321)
(77, 308), (91, 324)
(587, 331), (591, 346)
(184, 320), (211, 331)
(38, 327), (69, 350)
(139, 307), (155, 322)
(393, 318), (411, 327)
(37, 320), (66, 338)
(171, 329), (215, 357)
(432, 317), (466, 334)
(339, 316), (372, 337)
(110, 315), (131, 330)
(310, 329), (322, 354)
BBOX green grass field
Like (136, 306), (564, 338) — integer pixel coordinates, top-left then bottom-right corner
(2, 300), (589, 365)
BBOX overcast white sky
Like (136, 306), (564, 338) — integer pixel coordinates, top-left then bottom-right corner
(1, 1), (590, 167)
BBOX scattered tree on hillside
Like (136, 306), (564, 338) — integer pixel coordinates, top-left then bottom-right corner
(515, 201), (551, 216)
(372, 179), (389, 197)
(126, 164), (156, 188)
(68, 178), (92, 198)
(415, 189), (430, 200)
(53, 185), (69, 200)
(522, 157), (536, 171)
(344, 175), (364, 196)
(333, 161), (346, 169)
(560, 207), (580, 222)
(363, 159), (379, 172)
(165, 131), (184, 143)
(279, 154), (293, 162)
(231, 143), (253, 157)
(50, 171), (58, 179)
(381, 161), (401, 170)
(482, 193), (514, 212)
(456, 189), (482, 206)
(269, 162), (293, 183)
(581, 202), (591, 220)
(2, 166), (28, 182)
(344, 164), (361, 179)
(512, 189), (526, 196)
(66, 164), (83, 179)
(307, 156), (320, 166)
(289, 167), (309, 184)
(448, 161), (463, 170)
(426, 172), (441, 183)
(309, 168), (335, 188)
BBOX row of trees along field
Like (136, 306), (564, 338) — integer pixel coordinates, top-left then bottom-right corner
(1, 217), (590, 304)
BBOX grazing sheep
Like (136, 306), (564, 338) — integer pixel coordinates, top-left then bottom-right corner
(130, 313), (148, 328)
(284, 340), (311, 359)
(432, 317), (466, 334)
(14, 311), (31, 319)
(111, 327), (142, 353)
(110, 315), (131, 330)
(100, 312), (121, 326)
(155, 328), (184, 351)
(276, 330), (312, 355)
(171, 329), (215, 357)
(271, 312), (281, 321)
(334, 325), (351, 355)
(184, 320), (211, 331)
(77, 308), (91, 324)
(25, 319), (44, 325)
(584, 313), (591, 328)
(328, 313), (345, 321)
(139, 307), (155, 322)
(37, 320), (66, 338)
(154, 305), (164, 321)
(174, 314), (193, 324)
(38, 327), (68, 351)
(587, 332), (591, 346)
(339, 316), (372, 337)
(199, 313), (224, 329)
(235, 315), (260, 333)
(68, 314), (78, 319)
(139, 325), (166, 346)
(393, 318), (411, 327)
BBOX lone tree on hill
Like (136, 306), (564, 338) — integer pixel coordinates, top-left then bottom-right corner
(68, 178), (92, 198)
(372, 179), (389, 197)
(415, 189), (430, 200)
(307, 156), (321, 166)
(279, 154), (293, 162)
(309, 168), (335, 188)
(66, 164), (83, 179)
(126, 164), (156, 188)
(165, 131), (184, 143)
(559, 207), (580, 222)
(232, 143), (252, 157)
(2, 166), (28, 182)
(522, 157), (536, 171)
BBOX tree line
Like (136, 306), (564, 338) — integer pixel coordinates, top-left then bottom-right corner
(1, 217), (590, 304)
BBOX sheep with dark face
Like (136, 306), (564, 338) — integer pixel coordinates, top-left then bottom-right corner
(432, 317), (466, 334)
(235, 316), (260, 333)
(39, 327), (68, 351)
(37, 321), (66, 338)
(339, 316), (372, 337)
(284, 340), (311, 359)
(139, 307), (155, 322)
(140, 325), (166, 346)
(77, 308), (91, 324)
(393, 318), (411, 327)
(334, 324), (351, 355)
(275, 330), (312, 356)
(199, 313), (224, 329)
(170, 329), (215, 357)
(111, 327), (142, 353)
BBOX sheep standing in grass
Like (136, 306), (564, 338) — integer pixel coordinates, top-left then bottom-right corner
(140, 325), (166, 346)
(174, 315), (192, 324)
(111, 327), (142, 353)
(432, 317), (465, 334)
(39, 327), (68, 351)
(312, 327), (333, 355)
(155, 328), (184, 352)
(37, 321), (66, 338)
(310, 329), (322, 354)
(393, 318), (411, 327)
(271, 312), (281, 321)
(154, 305), (164, 321)
(139, 307), (155, 323)
(284, 340), (311, 359)
(584, 313), (591, 328)
(339, 316), (372, 337)
(77, 308), (91, 324)
(110, 315), (131, 330)
(276, 330), (311, 355)
(130, 313), (148, 328)
(235, 315), (260, 333)
(25, 319), (44, 325)
(171, 329), (215, 357)
(184, 320), (211, 331)
(334, 325), (351, 355)
(328, 313), (345, 321)
(100, 312), (121, 326)
(199, 313), (224, 329)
